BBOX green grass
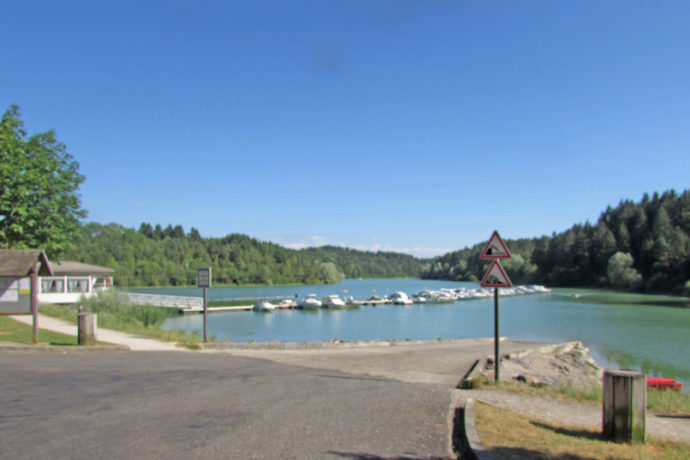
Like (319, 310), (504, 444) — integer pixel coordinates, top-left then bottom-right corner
(479, 380), (603, 404)
(555, 288), (690, 308)
(39, 290), (204, 348)
(0, 315), (78, 345)
(474, 401), (690, 460)
(208, 299), (257, 307)
(648, 388), (690, 415)
(481, 380), (689, 416)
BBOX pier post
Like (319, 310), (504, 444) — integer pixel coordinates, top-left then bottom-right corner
(602, 369), (646, 444)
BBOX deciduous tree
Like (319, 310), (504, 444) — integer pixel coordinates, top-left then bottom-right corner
(0, 105), (86, 257)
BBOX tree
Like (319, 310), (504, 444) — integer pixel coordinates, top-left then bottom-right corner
(607, 252), (641, 290)
(0, 105), (86, 258)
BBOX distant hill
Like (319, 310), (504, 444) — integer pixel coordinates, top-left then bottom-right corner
(64, 223), (425, 287)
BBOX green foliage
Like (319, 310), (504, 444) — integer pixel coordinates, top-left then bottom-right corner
(79, 289), (175, 327)
(607, 252), (641, 290)
(0, 105), (87, 258)
(64, 223), (425, 287)
(422, 189), (690, 294)
(301, 245), (425, 279)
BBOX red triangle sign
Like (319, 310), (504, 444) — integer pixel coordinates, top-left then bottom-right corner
(480, 230), (511, 260)
(481, 260), (513, 288)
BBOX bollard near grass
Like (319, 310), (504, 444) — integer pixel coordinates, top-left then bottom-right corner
(602, 369), (646, 444)
(78, 312), (97, 346)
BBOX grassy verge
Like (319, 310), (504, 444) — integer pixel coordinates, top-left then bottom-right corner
(208, 299), (257, 307)
(476, 381), (689, 416)
(39, 290), (204, 349)
(473, 401), (690, 459)
(0, 315), (78, 345)
(648, 388), (690, 415)
(554, 288), (690, 308)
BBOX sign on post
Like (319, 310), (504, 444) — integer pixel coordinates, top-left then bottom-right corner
(480, 230), (511, 260)
(197, 267), (212, 342)
(479, 231), (512, 383)
(197, 268), (212, 288)
(480, 260), (512, 288)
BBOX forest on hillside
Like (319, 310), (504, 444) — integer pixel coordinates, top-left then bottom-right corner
(422, 190), (690, 295)
(63, 190), (689, 295)
(64, 223), (425, 287)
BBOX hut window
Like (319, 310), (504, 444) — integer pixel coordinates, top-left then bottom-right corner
(42, 279), (65, 293)
(67, 278), (90, 293)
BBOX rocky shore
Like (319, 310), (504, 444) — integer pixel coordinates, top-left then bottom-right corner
(462, 341), (603, 390)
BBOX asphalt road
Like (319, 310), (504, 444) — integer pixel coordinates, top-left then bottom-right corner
(1, 350), (452, 460)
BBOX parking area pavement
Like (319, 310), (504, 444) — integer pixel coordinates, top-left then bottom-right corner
(1, 350), (452, 459)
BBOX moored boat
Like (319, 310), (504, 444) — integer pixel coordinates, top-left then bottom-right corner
(277, 299), (297, 309)
(299, 294), (322, 309)
(322, 294), (346, 308)
(390, 291), (413, 305)
(253, 300), (276, 312)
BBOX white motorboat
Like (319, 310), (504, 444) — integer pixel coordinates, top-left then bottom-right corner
(322, 294), (346, 308)
(253, 300), (276, 312)
(390, 291), (413, 305)
(299, 294), (322, 309)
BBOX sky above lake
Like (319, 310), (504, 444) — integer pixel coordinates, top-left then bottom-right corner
(3, 1), (689, 257)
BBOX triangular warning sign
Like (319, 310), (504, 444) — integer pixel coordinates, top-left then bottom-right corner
(480, 230), (511, 260)
(481, 260), (513, 288)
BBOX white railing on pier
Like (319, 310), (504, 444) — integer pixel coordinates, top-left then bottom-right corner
(128, 293), (202, 309)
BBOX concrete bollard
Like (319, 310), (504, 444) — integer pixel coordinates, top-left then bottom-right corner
(602, 369), (646, 444)
(78, 312), (97, 346)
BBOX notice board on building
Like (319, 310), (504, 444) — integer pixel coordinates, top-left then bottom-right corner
(0, 249), (52, 315)
(0, 277), (33, 314)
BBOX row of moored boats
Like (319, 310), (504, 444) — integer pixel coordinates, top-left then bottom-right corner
(252, 285), (551, 311)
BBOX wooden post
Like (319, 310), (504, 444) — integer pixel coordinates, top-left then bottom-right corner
(78, 313), (97, 346)
(602, 369), (646, 444)
(31, 261), (40, 344)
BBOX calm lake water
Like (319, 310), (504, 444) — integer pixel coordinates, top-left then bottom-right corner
(137, 278), (690, 389)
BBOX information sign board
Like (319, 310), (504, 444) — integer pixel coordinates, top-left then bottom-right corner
(197, 268), (212, 288)
(0, 277), (32, 314)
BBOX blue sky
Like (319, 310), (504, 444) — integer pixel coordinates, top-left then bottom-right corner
(3, 1), (689, 257)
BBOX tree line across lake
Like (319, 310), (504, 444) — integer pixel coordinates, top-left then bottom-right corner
(65, 189), (689, 295)
(65, 224), (425, 287)
(422, 190), (690, 296)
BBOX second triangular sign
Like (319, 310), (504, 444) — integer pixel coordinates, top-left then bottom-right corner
(481, 260), (513, 288)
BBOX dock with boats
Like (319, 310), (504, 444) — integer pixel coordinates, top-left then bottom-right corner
(150, 285), (552, 314)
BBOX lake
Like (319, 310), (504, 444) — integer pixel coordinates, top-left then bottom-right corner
(137, 278), (690, 389)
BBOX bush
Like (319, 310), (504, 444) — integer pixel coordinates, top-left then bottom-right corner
(80, 290), (175, 328)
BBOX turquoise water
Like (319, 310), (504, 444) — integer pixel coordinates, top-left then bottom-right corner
(148, 278), (690, 389)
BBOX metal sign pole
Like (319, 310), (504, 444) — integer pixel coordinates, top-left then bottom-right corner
(197, 267), (212, 343)
(479, 231), (511, 384)
(494, 287), (499, 382)
(203, 287), (208, 343)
